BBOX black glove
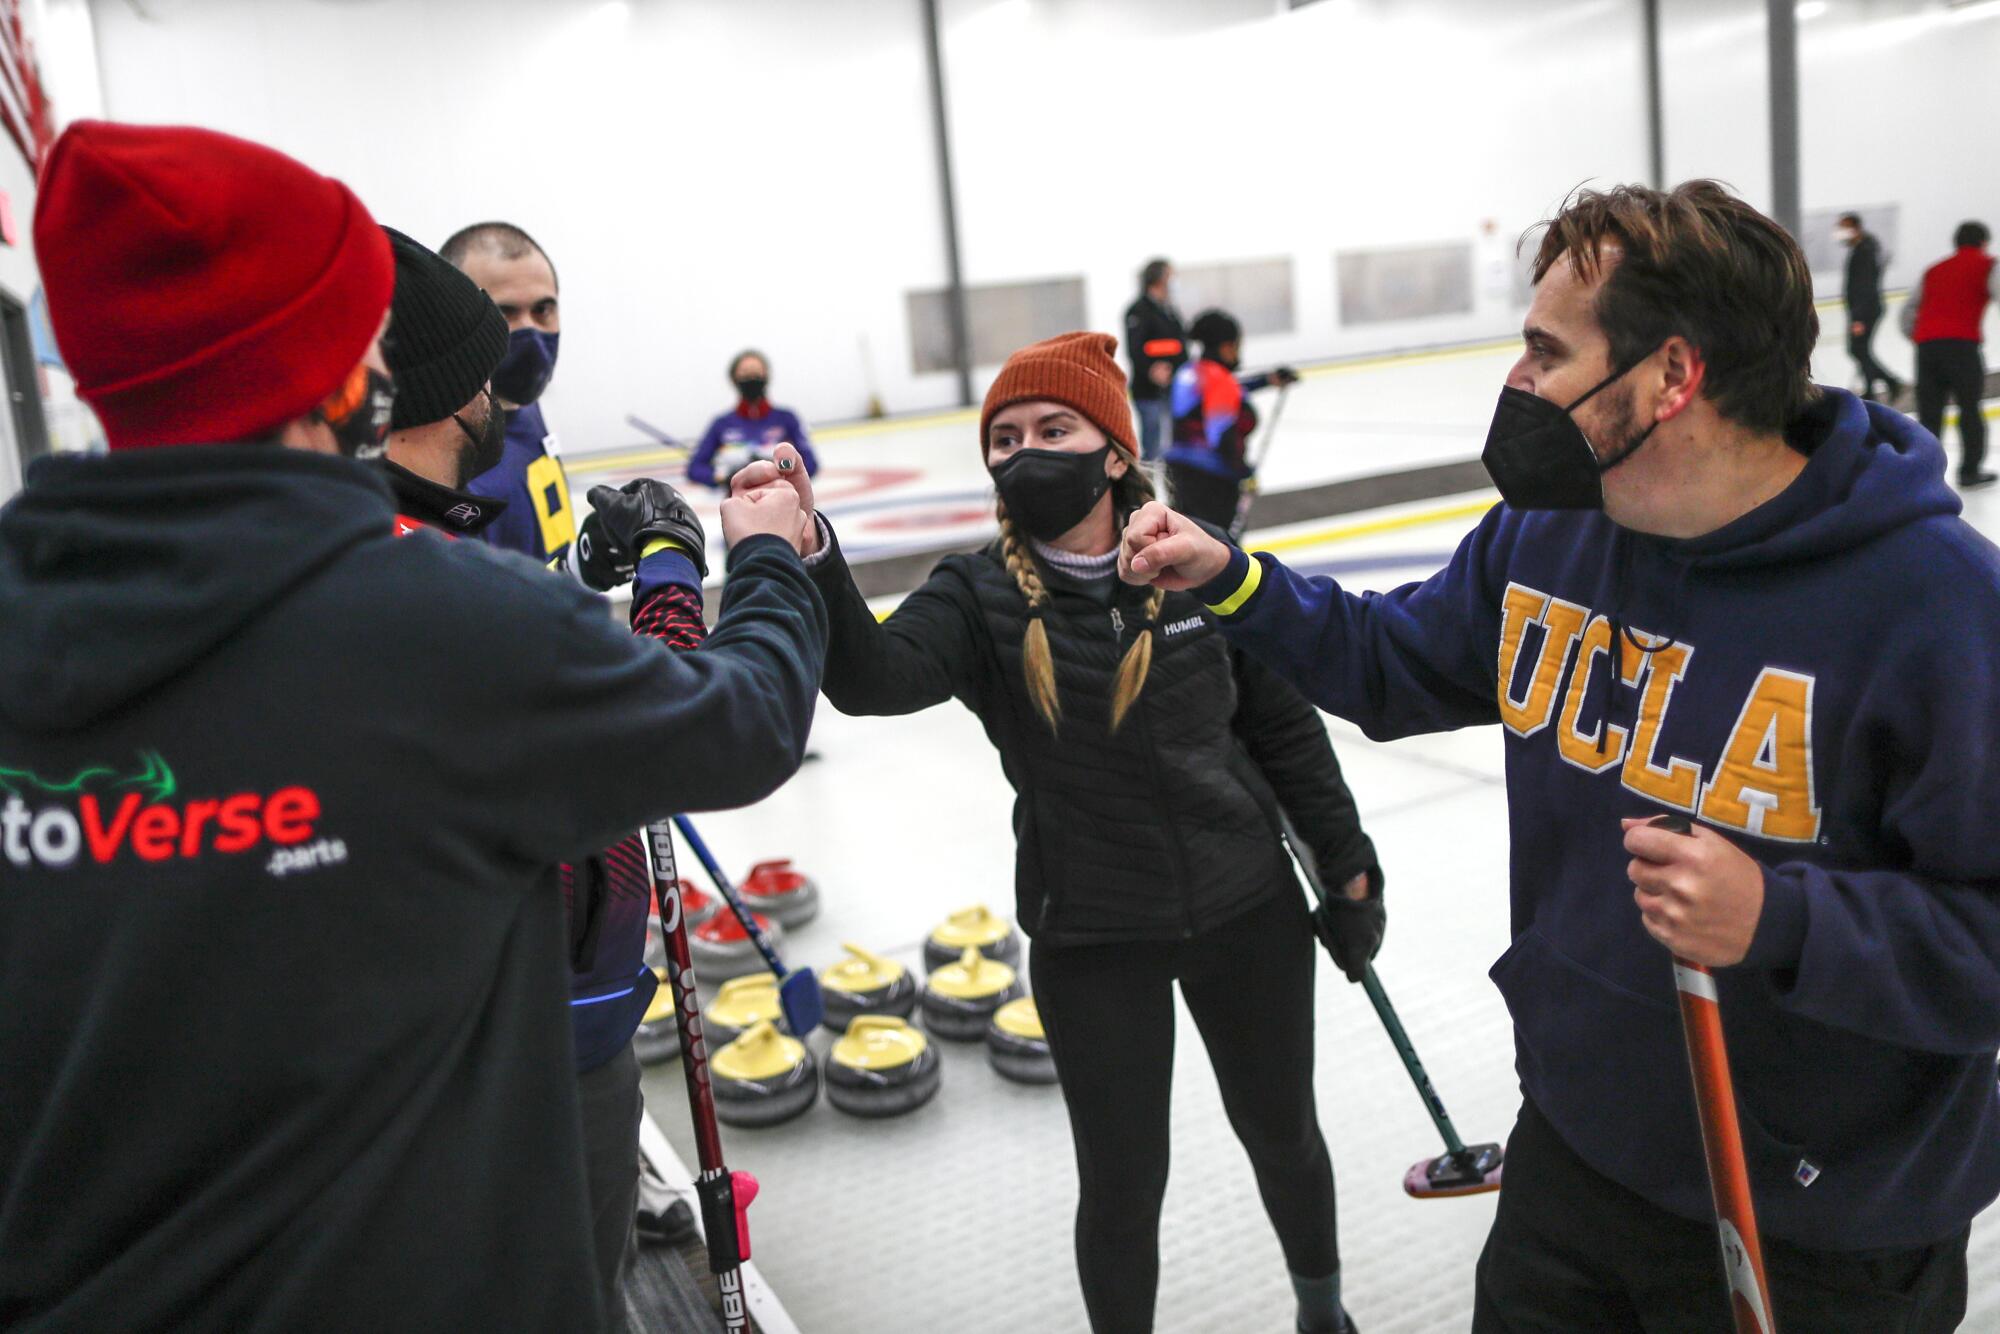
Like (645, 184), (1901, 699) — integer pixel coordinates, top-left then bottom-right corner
(1311, 888), (1385, 984)
(576, 479), (708, 591)
(1271, 365), (1301, 387)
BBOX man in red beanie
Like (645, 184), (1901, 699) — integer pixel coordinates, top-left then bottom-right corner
(0, 121), (826, 1333)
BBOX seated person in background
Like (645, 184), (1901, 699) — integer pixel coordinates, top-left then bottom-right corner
(1164, 309), (1298, 530)
(687, 349), (820, 488)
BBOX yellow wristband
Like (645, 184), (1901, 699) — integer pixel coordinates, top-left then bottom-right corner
(641, 536), (691, 560)
(1205, 554), (1264, 617)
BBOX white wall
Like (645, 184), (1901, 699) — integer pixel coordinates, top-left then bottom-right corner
(79, 0), (2000, 457)
(1662, 0), (2000, 294)
(90, 0), (949, 456)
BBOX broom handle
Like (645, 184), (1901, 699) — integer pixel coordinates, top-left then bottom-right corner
(1674, 958), (1778, 1334)
(673, 814), (788, 978)
(638, 820), (750, 1331)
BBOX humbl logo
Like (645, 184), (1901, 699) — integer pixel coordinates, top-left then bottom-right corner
(0, 753), (323, 871)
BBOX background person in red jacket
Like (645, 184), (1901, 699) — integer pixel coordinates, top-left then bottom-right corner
(1902, 219), (1998, 489)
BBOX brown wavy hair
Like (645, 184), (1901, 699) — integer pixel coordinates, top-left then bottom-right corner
(1529, 180), (1819, 432)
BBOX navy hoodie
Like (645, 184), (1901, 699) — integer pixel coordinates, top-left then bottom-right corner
(1195, 389), (2000, 1251)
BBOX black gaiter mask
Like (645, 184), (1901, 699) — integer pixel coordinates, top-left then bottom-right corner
(990, 445), (1116, 541)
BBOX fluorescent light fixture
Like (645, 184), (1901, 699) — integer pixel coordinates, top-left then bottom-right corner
(1948, 0), (2000, 19)
(1795, 0), (1828, 18)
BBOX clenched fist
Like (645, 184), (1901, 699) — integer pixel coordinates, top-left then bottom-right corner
(1624, 817), (1767, 967)
(1118, 500), (1233, 590)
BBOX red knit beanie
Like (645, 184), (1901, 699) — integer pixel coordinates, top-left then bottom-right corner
(980, 332), (1136, 455)
(33, 120), (394, 449)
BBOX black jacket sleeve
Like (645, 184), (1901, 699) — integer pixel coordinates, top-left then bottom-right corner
(480, 533), (828, 862)
(1124, 299), (1188, 396)
(1230, 644), (1382, 896)
(809, 517), (986, 717)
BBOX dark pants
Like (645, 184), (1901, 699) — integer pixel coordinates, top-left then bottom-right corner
(1916, 339), (1988, 479)
(1472, 1098), (1970, 1333)
(1166, 462), (1243, 532)
(578, 1044), (643, 1334)
(1847, 312), (1900, 399)
(1031, 891), (1339, 1334)
(1135, 396), (1172, 464)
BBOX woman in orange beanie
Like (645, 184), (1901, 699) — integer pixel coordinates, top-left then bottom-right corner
(740, 333), (1381, 1334)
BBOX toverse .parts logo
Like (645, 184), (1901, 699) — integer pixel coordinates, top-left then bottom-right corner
(0, 752), (344, 878)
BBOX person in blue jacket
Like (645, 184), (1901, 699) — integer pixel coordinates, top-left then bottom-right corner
(686, 349), (820, 489)
(1120, 180), (2000, 1332)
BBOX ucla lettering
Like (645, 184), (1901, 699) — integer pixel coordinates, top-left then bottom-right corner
(1494, 582), (1821, 843)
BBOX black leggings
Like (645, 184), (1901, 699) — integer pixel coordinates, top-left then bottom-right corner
(1031, 891), (1338, 1334)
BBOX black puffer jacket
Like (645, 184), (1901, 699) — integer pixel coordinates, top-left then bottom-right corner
(810, 518), (1378, 945)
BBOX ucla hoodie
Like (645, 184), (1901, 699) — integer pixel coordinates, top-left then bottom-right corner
(1195, 388), (2000, 1251)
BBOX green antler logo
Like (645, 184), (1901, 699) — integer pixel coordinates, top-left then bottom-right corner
(0, 751), (177, 803)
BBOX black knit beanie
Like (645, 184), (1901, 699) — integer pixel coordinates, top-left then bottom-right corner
(382, 226), (509, 430)
(1189, 308), (1241, 352)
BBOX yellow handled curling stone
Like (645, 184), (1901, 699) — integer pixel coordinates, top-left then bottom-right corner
(986, 995), (1057, 1085)
(826, 1015), (942, 1117)
(710, 1020), (818, 1128)
(921, 945), (1026, 1042)
(922, 903), (1021, 972)
(818, 942), (918, 1034)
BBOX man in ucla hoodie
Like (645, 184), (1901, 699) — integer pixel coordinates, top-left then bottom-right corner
(1121, 182), (2000, 1331)
(0, 122), (824, 1333)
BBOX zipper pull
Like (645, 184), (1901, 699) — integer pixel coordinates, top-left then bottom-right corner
(1110, 607), (1125, 635)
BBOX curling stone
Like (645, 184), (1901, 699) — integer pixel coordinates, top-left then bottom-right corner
(826, 1015), (942, 1118)
(920, 946), (1025, 1042)
(631, 968), (681, 1065)
(985, 995), (1057, 1084)
(703, 972), (784, 1048)
(689, 907), (783, 982)
(710, 1020), (818, 1128)
(922, 904), (1021, 973)
(675, 877), (721, 929)
(818, 942), (919, 1034)
(740, 858), (821, 928)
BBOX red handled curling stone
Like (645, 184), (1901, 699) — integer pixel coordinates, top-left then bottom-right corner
(986, 995), (1057, 1085)
(710, 1021), (819, 1128)
(921, 946), (1025, 1042)
(630, 968), (681, 1066)
(739, 858), (820, 929)
(818, 942), (918, 1034)
(689, 906), (785, 982)
(825, 1016), (942, 1118)
(922, 904), (1021, 973)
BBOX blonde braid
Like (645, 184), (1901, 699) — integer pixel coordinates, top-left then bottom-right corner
(1107, 451), (1164, 734)
(999, 503), (1062, 732)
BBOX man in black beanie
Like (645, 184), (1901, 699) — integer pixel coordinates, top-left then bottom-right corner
(378, 225), (709, 1331)
(381, 227), (512, 537)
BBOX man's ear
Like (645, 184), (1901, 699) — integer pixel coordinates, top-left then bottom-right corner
(1654, 336), (1708, 423)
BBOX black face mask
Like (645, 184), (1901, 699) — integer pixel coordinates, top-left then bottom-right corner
(991, 444), (1116, 542)
(734, 376), (768, 403)
(316, 365), (396, 461)
(452, 391), (507, 486)
(1479, 355), (1658, 510)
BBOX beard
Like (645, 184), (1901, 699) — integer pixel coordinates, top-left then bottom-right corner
(456, 401), (508, 488)
(1581, 381), (1648, 467)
